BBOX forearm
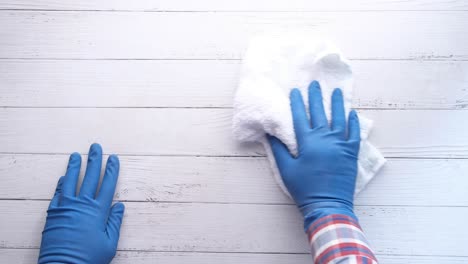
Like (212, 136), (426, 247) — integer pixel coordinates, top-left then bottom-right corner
(307, 214), (378, 264)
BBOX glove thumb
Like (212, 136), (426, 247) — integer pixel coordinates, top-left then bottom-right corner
(107, 202), (125, 242)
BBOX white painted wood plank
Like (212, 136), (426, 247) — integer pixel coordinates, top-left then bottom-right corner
(365, 110), (468, 158)
(0, 12), (466, 60)
(0, 60), (466, 109)
(2, 249), (468, 264)
(1, 154), (467, 206)
(0, 0), (466, 11)
(0, 108), (466, 158)
(0, 200), (466, 256)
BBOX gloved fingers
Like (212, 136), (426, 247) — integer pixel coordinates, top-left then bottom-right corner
(348, 110), (361, 145)
(62, 152), (82, 197)
(331, 88), (346, 137)
(97, 154), (120, 208)
(290, 89), (309, 144)
(48, 176), (64, 209)
(308, 81), (328, 129)
(107, 202), (125, 242)
(79, 143), (103, 198)
(267, 134), (293, 168)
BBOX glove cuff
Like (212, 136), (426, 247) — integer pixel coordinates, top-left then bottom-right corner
(301, 202), (356, 231)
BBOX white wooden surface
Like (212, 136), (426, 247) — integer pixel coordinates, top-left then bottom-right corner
(0, 12), (467, 60)
(0, 1), (467, 263)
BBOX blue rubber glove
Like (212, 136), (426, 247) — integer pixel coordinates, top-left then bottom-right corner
(39, 143), (125, 264)
(268, 81), (361, 230)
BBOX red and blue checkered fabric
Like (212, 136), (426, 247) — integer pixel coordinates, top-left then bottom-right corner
(307, 214), (378, 264)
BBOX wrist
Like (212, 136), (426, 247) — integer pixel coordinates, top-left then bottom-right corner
(300, 202), (356, 231)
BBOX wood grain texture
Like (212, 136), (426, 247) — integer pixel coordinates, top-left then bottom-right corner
(0, 0), (467, 11)
(0, 108), (466, 158)
(2, 249), (468, 264)
(0, 60), (467, 109)
(0, 11), (466, 60)
(0, 200), (466, 256)
(0, 1), (466, 261)
(1, 154), (467, 206)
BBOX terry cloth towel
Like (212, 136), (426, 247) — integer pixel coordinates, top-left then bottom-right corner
(233, 35), (386, 198)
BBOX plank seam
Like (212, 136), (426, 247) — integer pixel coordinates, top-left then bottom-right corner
(1, 106), (467, 110)
(0, 57), (466, 61)
(0, 153), (457, 160)
(1, 9), (468, 12)
(1, 247), (468, 258)
(0, 198), (467, 208)
(0, 152), (466, 159)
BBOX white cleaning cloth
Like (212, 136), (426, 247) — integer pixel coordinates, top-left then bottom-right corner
(233, 35), (386, 198)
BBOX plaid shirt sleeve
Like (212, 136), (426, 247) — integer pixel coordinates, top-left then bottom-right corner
(306, 214), (378, 264)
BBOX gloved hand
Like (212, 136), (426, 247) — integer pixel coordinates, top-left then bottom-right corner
(268, 81), (361, 230)
(39, 143), (125, 264)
